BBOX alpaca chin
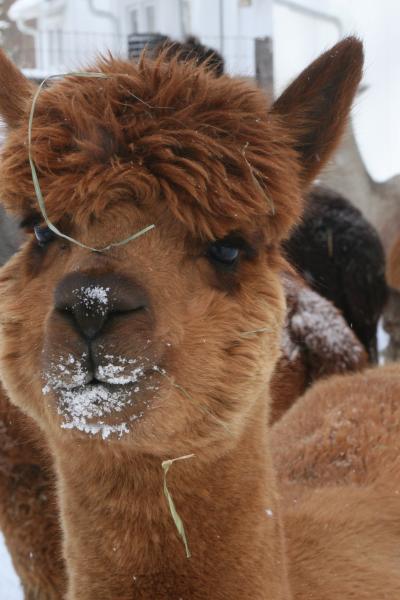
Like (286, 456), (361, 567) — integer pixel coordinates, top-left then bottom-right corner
(42, 369), (162, 441)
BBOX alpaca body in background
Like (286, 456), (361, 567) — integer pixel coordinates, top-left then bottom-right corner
(384, 236), (400, 361)
(0, 38), (399, 600)
(270, 271), (366, 422)
(156, 35), (225, 76)
(273, 364), (400, 599)
(284, 186), (388, 362)
(0, 390), (65, 598)
(387, 236), (400, 289)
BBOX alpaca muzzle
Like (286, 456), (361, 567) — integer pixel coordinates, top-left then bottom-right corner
(54, 271), (149, 341)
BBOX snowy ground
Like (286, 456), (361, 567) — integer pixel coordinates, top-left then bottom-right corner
(0, 532), (23, 599)
(0, 322), (393, 597)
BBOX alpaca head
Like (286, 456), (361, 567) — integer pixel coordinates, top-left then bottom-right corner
(0, 40), (363, 454)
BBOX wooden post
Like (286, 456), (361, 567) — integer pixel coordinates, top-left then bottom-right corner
(255, 36), (274, 99)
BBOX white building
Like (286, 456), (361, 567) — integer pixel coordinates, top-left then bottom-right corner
(8, 0), (273, 77)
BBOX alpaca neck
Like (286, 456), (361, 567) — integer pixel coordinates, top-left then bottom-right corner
(52, 406), (291, 600)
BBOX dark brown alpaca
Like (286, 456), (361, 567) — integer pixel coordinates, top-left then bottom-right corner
(0, 39), (398, 600)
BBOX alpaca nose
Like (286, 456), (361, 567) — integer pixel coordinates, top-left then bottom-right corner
(54, 273), (148, 340)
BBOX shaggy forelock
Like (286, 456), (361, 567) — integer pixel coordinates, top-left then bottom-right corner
(0, 52), (302, 241)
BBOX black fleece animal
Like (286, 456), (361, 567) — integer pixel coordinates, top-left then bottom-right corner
(155, 36), (224, 76)
(284, 186), (388, 362)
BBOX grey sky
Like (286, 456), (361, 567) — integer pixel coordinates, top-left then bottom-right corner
(274, 0), (400, 182)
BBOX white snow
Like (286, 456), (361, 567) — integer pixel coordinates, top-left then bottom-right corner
(378, 318), (390, 364)
(58, 383), (131, 439)
(291, 286), (363, 365)
(281, 277), (364, 369)
(280, 325), (300, 363)
(42, 353), (160, 439)
(0, 532), (23, 599)
(72, 286), (110, 315)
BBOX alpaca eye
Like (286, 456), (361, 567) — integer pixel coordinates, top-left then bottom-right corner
(34, 225), (55, 246)
(207, 241), (240, 267)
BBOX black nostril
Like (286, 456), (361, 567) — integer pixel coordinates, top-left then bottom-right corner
(54, 273), (148, 340)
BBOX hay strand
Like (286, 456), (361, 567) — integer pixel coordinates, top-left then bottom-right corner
(240, 327), (273, 337)
(162, 454), (195, 558)
(241, 142), (275, 215)
(28, 72), (155, 252)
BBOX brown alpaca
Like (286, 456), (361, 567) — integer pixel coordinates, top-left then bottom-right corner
(0, 39), (397, 600)
(0, 388), (65, 598)
(0, 272), (365, 597)
(272, 365), (400, 598)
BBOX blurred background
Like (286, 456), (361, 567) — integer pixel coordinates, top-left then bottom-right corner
(0, 2), (399, 597)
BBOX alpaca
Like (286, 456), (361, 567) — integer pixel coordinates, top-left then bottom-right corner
(383, 288), (400, 361)
(387, 235), (400, 289)
(154, 35), (224, 76)
(1, 38), (398, 600)
(270, 272), (367, 423)
(152, 41), (383, 364)
(0, 387), (66, 598)
(271, 364), (400, 598)
(0, 273), (365, 598)
(383, 237), (400, 361)
(320, 119), (400, 257)
(284, 185), (388, 362)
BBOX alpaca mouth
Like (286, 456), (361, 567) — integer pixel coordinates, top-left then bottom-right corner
(47, 379), (146, 439)
(42, 355), (162, 439)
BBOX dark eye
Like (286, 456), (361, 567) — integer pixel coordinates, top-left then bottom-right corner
(207, 241), (240, 267)
(34, 225), (55, 246)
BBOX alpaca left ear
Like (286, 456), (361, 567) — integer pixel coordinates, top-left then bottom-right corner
(271, 37), (364, 187)
(0, 49), (33, 129)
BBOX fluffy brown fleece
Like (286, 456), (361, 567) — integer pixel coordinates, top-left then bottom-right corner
(2, 38), (396, 600)
(0, 388), (65, 598)
(272, 366), (400, 599)
(0, 268), (366, 597)
(0, 53), (302, 243)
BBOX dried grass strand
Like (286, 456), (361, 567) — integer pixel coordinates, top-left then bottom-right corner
(162, 453), (195, 558)
(241, 142), (275, 215)
(28, 72), (155, 252)
(240, 327), (274, 337)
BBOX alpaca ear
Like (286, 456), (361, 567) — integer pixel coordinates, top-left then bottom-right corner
(271, 37), (364, 186)
(0, 49), (33, 129)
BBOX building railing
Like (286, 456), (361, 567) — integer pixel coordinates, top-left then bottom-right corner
(15, 29), (256, 79)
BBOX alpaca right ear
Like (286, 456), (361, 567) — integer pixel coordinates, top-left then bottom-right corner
(0, 49), (33, 129)
(270, 37), (364, 187)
